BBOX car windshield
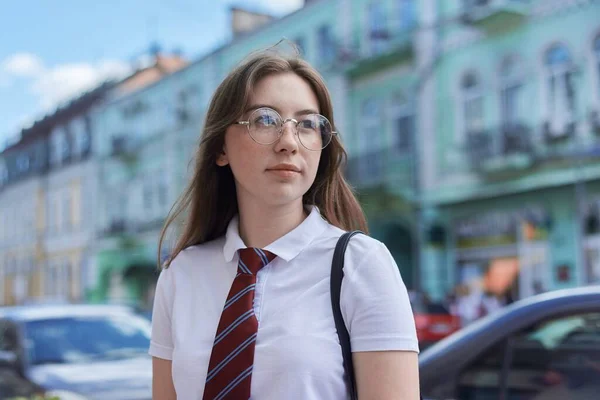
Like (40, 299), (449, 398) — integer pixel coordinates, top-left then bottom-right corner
(409, 292), (450, 314)
(23, 313), (151, 365)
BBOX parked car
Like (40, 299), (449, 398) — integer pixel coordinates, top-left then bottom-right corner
(0, 304), (152, 400)
(0, 365), (45, 399)
(419, 285), (600, 400)
(409, 291), (461, 348)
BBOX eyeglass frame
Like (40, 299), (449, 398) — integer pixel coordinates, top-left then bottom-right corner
(233, 107), (338, 151)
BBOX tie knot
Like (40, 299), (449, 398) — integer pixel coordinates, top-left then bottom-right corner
(238, 248), (276, 275)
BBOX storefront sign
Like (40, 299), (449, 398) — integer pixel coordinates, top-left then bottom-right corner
(455, 207), (550, 249)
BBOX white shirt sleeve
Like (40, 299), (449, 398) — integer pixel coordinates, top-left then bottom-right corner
(149, 266), (175, 360)
(340, 239), (420, 353)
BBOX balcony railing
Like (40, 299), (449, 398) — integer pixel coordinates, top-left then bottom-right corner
(345, 28), (414, 79)
(590, 109), (600, 135)
(105, 219), (127, 235)
(345, 147), (414, 189)
(110, 135), (138, 161)
(466, 123), (534, 174)
(461, 0), (530, 32)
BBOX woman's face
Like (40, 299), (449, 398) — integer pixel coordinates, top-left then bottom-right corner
(218, 72), (323, 210)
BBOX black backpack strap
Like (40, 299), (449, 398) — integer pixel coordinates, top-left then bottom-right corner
(331, 230), (363, 400)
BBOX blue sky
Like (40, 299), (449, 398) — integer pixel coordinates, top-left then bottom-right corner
(0, 0), (302, 146)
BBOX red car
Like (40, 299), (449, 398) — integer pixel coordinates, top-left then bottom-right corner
(409, 292), (461, 348)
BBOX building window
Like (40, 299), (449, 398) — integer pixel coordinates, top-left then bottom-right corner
(399, 0), (416, 30)
(545, 44), (576, 137)
(462, 71), (485, 137)
(0, 161), (8, 184)
(317, 25), (336, 65)
(390, 92), (414, 153)
(51, 126), (70, 165)
(158, 171), (168, 210)
(16, 154), (30, 173)
(143, 178), (153, 215)
(360, 98), (383, 151)
(71, 117), (90, 156)
(500, 56), (523, 127)
(63, 189), (72, 231)
(368, 1), (388, 54)
(594, 34), (600, 99)
(506, 312), (600, 398)
(357, 98), (385, 180)
(122, 100), (149, 119)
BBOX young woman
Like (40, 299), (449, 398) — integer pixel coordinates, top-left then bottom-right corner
(150, 48), (420, 399)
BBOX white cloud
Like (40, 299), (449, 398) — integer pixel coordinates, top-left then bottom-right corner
(1, 53), (44, 77)
(31, 60), (131, 109)
(224, 0), (303, 16)
(1, 52), (132, 111)
(258, 0), (303, 15)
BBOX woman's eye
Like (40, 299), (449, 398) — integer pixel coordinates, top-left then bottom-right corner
(256, 115), (277, 126)
(300, 119), (317, 130)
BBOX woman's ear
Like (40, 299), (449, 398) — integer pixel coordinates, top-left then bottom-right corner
(216, 147), (229, 166)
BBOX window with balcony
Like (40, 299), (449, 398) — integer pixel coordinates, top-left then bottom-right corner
(48, 192), (60, 234)
(356, 98), (385, 181)
(500, 56), (522, 127)
(544, 44), (576, 139)
(16, 154), (30, 173)
(360, 98), (384, 151)
(390, 91), (414, 153)
(61, 189), (72, 232)
(317, 25), (336, 65)
(0, 160), (8, 184)
(71, 117), (90, 156)
(462, 72), (485, 136)
(143, 177), (153, 215)
(158, 171), (169, 210)
(461, 72), (487, 165)
(398, 0), (416, 30)
(368, 1), (388, 55)
(50, 126), (70, 165)
(594, 34), (600, 99)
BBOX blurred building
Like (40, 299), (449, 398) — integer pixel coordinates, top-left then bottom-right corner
(3, 0), (599, 308)
(0, 83), (112, 305)
(0, 51), (188, 306)
(85, 0), (600, 307)
(90, 54), (196, 307)
(420, 1), (600, 303)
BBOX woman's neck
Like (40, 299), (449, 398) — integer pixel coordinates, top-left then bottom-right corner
(237, 200), (307, 249)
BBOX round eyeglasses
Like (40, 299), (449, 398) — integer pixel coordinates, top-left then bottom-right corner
(234, 107), (337, 151)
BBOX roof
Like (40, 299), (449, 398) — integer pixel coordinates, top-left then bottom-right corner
(0, 303), (138, 322)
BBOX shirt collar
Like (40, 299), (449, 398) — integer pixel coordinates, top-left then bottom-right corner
(223, 206), (329, 263)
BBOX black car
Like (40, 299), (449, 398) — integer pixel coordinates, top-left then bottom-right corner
(419, 285), (600, 400)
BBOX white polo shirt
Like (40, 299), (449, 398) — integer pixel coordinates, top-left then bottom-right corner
(149, 206), (419, 399)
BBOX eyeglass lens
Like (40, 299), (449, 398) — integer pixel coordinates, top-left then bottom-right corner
(248, 108), (333, 150)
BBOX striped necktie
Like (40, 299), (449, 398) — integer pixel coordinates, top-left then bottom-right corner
(203, 248), (276, 400)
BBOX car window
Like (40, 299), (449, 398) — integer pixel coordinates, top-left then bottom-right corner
(455, 340), (507, 399)
(410, 292), (450, 314)
(426, 303), (450, 314)
(23, 313), (151, 365)
(507, 312), (600, 400)
(0, 319), (19, 352)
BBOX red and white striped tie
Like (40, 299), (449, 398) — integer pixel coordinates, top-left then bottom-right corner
(203, 248), (276, 400)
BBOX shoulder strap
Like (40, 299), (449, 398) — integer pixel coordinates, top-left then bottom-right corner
(330, 230), (362, 400)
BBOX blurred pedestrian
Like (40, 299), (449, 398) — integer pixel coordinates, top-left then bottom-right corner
(149, 45), (420, 400)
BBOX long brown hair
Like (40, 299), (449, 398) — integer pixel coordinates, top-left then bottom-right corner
(158, 47), (368, 268)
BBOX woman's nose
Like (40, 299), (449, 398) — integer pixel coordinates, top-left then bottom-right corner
(275, 121), (299, 152)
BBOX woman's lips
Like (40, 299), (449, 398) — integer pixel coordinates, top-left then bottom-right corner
(267, 169), (300, 178)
